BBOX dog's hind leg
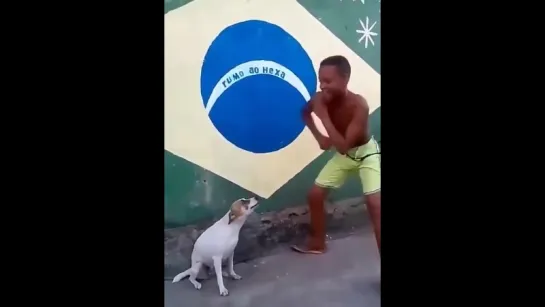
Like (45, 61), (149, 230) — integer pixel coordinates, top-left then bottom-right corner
(188, 262), (203, 290)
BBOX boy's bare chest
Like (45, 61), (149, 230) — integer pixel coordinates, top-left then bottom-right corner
(328, 104), (354, 134)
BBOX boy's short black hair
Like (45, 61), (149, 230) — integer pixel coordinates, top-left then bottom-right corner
(320, 55), (351, 79)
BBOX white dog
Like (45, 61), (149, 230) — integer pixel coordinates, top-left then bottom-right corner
(172, 196), (260, 296)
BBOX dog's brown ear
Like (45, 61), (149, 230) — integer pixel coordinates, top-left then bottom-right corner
(228, 211), (237, 224)
(228, 200), (244, 224)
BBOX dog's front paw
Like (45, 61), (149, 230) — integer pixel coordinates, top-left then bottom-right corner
(230, 273), (242, 280)
(219, 286), (229, 296)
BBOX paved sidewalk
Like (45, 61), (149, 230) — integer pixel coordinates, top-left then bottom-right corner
(164, 228), (381, 307)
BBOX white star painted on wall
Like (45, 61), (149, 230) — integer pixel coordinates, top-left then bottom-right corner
(356, 17), (378, 48)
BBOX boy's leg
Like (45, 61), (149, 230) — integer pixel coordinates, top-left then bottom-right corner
(291, 184), (329, 253)
(292, 154), (350, 254)
(359, 154), (381, 254)
(365, 192), (381, 253)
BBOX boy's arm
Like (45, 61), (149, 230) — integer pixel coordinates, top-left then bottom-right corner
(301, 93), (330, 149)
(320, 96), (369, 154)
(301, 93), (326, 143)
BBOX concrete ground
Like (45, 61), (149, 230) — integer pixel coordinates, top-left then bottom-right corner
(164, 228), (380, 307)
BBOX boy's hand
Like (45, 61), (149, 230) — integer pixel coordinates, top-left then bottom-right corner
(318, 136), (331, 150)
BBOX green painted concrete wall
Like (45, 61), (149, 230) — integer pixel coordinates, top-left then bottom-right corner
(164, 0), (381, 228)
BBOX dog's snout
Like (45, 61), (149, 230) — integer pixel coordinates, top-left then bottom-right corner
(252, 196), (260, 201)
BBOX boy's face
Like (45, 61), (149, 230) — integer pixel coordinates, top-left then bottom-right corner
(318, 65), (348, 103)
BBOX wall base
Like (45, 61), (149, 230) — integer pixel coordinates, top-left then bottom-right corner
(164, 197), (370, 279)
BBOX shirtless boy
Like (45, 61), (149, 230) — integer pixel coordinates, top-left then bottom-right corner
(291, 55), (381, 255)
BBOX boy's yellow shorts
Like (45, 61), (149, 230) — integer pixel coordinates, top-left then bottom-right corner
(315, 137), (381, 195)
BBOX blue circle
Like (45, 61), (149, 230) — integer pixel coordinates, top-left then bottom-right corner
(200, 20), (317, 154)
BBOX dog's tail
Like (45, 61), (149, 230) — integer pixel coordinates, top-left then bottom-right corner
(172, 269), (191, 283)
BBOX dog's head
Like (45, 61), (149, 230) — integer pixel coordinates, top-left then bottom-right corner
(228, 196), (260, 224)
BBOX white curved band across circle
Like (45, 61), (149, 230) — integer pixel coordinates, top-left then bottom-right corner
(205, 60), (311, 114)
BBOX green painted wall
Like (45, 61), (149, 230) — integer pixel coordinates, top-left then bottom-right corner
(164, 0), (381, 228)
(164, 0), (193, 14)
